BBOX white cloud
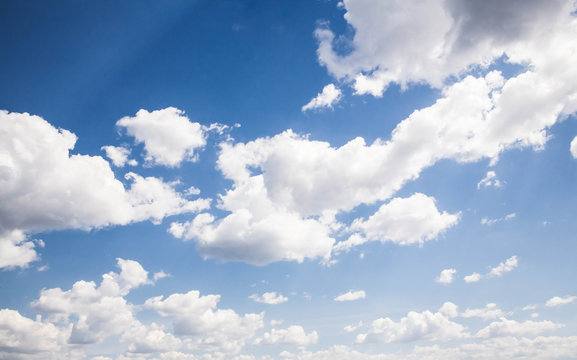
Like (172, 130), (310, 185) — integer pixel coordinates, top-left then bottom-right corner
(101, 145), (135, 167)
(476, 318), (564, 338)
(254, 325), (318, 347)
(477, 171), (502, 189)
(153, 271), (171, 281)
(436, 269), (457, 284)
(481, 213), (516, 226)
(302, 84), (342, 111)
(249, 292), (288, 305)
(343, 321), (363, 333)
(571, 136), (577, 158)
(545, 295), (577, 307)
(464, 272), (481, 283)
(0, 309), (68, 354)
(116, 107), (206, 167)
(465, 256), (518, 283)
(356, 302), (466, 343)
(334, 290), (366, 302)
(488, 256), (518, 277)
(144, 290), (264, 353)
(0, 110), (209, 269)
(461, 303), (506, 320)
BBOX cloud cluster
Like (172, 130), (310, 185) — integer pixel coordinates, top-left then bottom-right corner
(465, 256), (518, 283)
(0, 110), (209, 269)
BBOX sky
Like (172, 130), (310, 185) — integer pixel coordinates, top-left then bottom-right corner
(1, 0), (577, 359)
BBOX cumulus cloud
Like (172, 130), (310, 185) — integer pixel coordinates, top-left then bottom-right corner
(545, 295), (577, 307)
(464, 272), (482, 283)
(436, 269), (457, 284)
(477, 171), (502, 189)
(144, 290), (264, 353)
(302, 84), (342, 111)
(461, 303), (506, 320)
(254, 325), (318, 347)
(343, 321), (363, 333)
(249, 292), (288, 305)
(334, 290), (366, 302)
(101, 145), (136, 167)
(116, 107), (206, 167)
(571, 136), (577, 158)
(355, 302), (466, 344)
(0, 309), (68, 354)
(0, 110), (209, 269)
(476, 318), (564, 338)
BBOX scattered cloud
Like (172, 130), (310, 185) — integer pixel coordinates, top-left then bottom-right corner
(249, 292), (288, 305)
(116, 107), (206, 167)
(545, 295), (577, 307)
(436, 269), (457, 284)
(464, 272), (482, 283)
(476, 318), (564, 338)
(101, 145), (136, 167)
(477, 171), (502, 189)
(464, 256), (518, 283)
(302, 83), (342, 111)
(254, 325), (318, 347)
(461, 303), (506, 320)
(481, 213), (516, 226)
(571, 136), (577, 158)
(355, 302), (467, 344)
(344, 321), (363, 333)
(334, 290), (366, 302)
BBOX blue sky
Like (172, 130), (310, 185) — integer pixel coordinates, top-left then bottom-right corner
(1, 0), (577, 359)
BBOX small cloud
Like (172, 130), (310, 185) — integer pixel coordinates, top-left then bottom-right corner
(545, 295), (577, 307)
(531, 313), (540, 318)
(464, 272), (482, 283)
(250, 292), (288, 305)
(334, 290), (366, 302)
(344, 321), (363, 332)
(570, 135), (577, 158)
(465, 256), (518, 283)
(436, 268), (456, 284)
(302, 84), (342, 112)
(477, 171), (503, 189)
(37, 265), (49, 272)
(153, 271), (170, 282)
(481, 213), (516, 226)
(522, 304), (537, 311)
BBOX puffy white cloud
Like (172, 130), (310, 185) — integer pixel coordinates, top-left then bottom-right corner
(249, 292), (288, 305)
(31, 258), (152, 344)
(356, 303), (466, 343)
(461, 303), (506, 320)
(334, 290), (366, 302)
(436, 269), (456, 284)
(347, 193), (459, 247)
(545, 295), (577, 307)
(464, 273), (481, 283)
(144, 290), (264, 353)
(116, 107), (206, 167)
(254, 325), (318, 347)
(476, 318), (564, 338)
(0, 110), (209, 269)
(101, 145), (135, 167)
(302, 84), (342, 111)
(343, 321), (363, 333)
(316, 0), (575, 94)
(0, 309), (68, 354)
(477, 171), (502, 189)
(481, 213), (516, 226)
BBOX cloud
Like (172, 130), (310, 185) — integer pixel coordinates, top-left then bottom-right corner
(477, 171), (502, 189)
(334, 290), (366, 302)
(461, 303), (506, 320)
(481, 213), (516, 226)
(343, 321), (363, 333)
(302, 84), (342, 111)
(144, 290), (263, 353)
(0, 309), (68, 354)
(465, 256), (518, 283)
(436, 269), (457, 284)
(464, 272), (482, 283)
(545, 295), (577, 307)
(316, 0), (575, 94)
(254, 325), (318, 347)
(101, 145), (136, 167)
(249, 292), (288, 305)
(571, 136), (577, 158)
(116, 107), (206, 167)
(476, 318), (564, 338)
(0, 110), (209, 269)
(356, 302), (467, 344)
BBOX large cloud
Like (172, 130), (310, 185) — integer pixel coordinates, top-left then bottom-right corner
(0, 110), (209, 269)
